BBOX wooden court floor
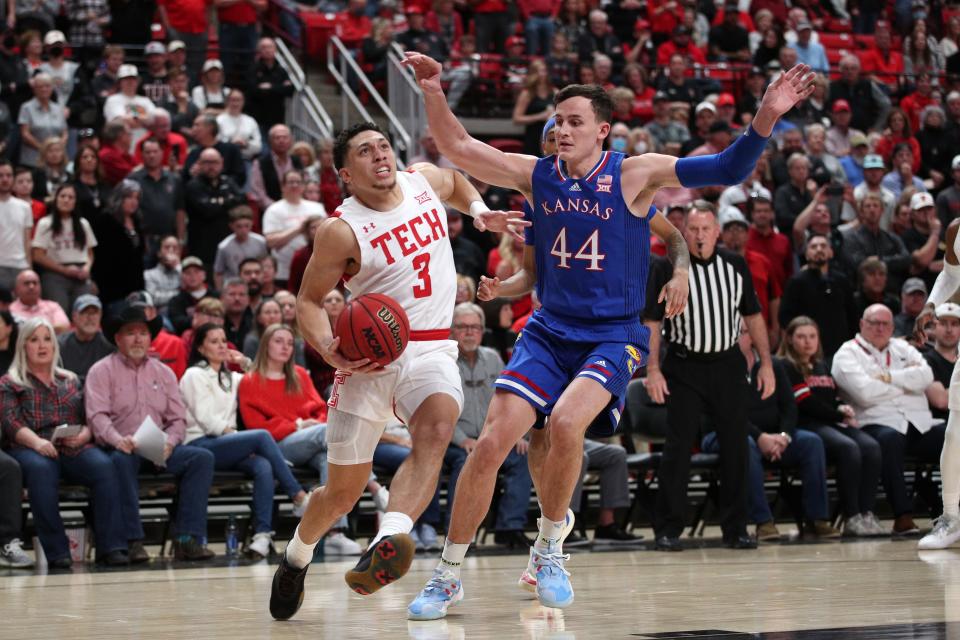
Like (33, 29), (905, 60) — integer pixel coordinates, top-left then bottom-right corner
(3, 537), (960, 640)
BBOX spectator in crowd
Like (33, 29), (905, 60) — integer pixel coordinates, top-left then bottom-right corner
(130, 138), (187, 253)
(58, 294), (115, 383)
(30, 137), (69, 202)
(161, 71), (201, 141)
(262, 170), (325, 287)
(774, 153), (813, 233)
(0, 310), (18, 373)
(191, 59), (230, 112)
(839, 134), (870, 187)
(90, 180), (146, 307)
(216, 0), (263, 85)
(244, 298), (292, 361)
(291, 142), (319, 184)
(518, 0), (559, 56)
(770, 128), (805, 188)
(680, 101), (716, 156)
(0, 449), (33, 567)
(789, 20), (828, 73)
(854, 154), (896, 226)
(472, 0), (513, 53)
(217, 90), (262, 162)
(220, 277), (252, 347)
(829, 54), (891, 134)
(805, 123), (846, 185)
(338, 0), (373, 49)
(702, 321), (839, 540)
(180, 296), (227, 353)
(168, 257), (215, 333)
(249, 124), (300, 211)
(745, 194), (793, 291)
(10, 269), (69, 334)
(87, 303), (216, 561)
(144, 236), (183, 317)
(409, 128), (458, 169)
(513, 61), (556, 157)
(645, 91), (689, 155)
(71, 146), (110, 221)
(448, 209), (485, 284)
(901, 192), (942, 287)
(832, 304), (947, 535)
(238, 257), (264, 310)
(875, 110), (921, 173)
(894, 278), (929, 339)
(125, 290), (188, 379)
(578, 9), (624, 68)
(0, 160), (33, 291)
(214, 206), (268, 289)
(284, 215), (325, 296)
(303, 288), (342, 395)
(181, 322), (308, 559)
(918, 107), (953, 193)
(99, 120), (137, 187)
(922, 303), (960, 422)
(780, 235), (857, 358)
(779, 316), (885, 536)
(842, 194), (911, 294)
(901, 73), (938, 134)
(31, 183), (97, 315)
(183, 115), (246, 186)
(159, 0), (211, 81)
(450, 302), (532, 547)
(708, 2), (750, 62)
(657, 54), (700, 106)
(720, 208), (781, 340)
(427, 0), (464, 52)
(546, 31), (579, 87)
(248, 38), (294, 134)
(140, 42), (171, 105)
(860, 21), (903, 87)
(854, 257), (900, 318)
(104, 65), (156, 146)
(134, 110), (189, 171)
(39, 30), (77, 103)
(66, 0), (109, 62)
(18, 73), (67, 169)
(658, 24), (706, 67)
(882, 144), (926, 201)
(14, 167), (44, 226)
(90, 45), (124, 102)
(185, 148), (245, 266)
(2, 317), (129, 568)
(687, 120), (734, 157)
(937, 155), (960, 230)
(903, 25), (943, 78)
(826, 100), (864, 159)
(399, 6), (448, 60)
(237, 323), (362, 554)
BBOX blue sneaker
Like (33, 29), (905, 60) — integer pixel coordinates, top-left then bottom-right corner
(531, 548), (573, 609)
(407, 569), (464, 620)
(518, 509), (575, 593)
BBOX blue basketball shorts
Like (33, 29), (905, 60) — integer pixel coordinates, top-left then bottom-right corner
(493, 312), (648, 437)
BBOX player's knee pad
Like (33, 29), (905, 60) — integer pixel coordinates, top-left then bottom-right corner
(326, 408), (387, 466)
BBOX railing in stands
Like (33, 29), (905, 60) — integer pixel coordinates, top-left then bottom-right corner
(274, 37), (335, 143)
(327, 35), (413, 165)
(387, 43), (425, 161)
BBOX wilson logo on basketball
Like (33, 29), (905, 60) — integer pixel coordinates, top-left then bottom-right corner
(377, 306), (405, 353)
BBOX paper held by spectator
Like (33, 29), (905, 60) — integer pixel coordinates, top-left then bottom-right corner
(134, 416), (167, 466)
(50, 424), (83, 443)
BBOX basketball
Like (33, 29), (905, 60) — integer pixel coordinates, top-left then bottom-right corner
(335, 293), (410, 366)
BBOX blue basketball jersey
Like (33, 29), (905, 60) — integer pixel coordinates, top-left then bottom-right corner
(529, 151), (655, 327)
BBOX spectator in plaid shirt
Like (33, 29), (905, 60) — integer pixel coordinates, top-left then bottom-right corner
(1, 317), (129, 568)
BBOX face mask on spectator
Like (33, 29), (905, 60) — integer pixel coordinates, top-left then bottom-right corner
(634, 141), (648, 154)
(611, 137), (628, 152)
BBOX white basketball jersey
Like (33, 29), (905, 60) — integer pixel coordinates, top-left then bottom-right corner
(336, 169), (457, 333)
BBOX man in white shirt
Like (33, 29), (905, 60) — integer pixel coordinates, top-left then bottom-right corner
(261, 169), (325, 286)
(854, 154), (897, 229)
(103, 65), (156, 152)
(0, 160), (33, 291)
(832, 303), (946, 536)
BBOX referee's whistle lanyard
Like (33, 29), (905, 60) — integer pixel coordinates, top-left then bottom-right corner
(854, 337), (892, 375)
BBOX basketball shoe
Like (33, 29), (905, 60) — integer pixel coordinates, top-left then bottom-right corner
(918, 514), (960, 550)
(344, 533), (416, 595)
(407, 569), (464, 620)
(529, 546), (574, 609)
(269, 556), (310, 620)
(518, 509), (576, 593)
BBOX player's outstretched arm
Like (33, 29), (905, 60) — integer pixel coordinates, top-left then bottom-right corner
(916, 219), (960, 342)
(402, 52), (537, 195)
(412, 162), (532, 240)
(478, 245), (537, 302)
(649, 213), (689, 319)
(623, 64), (816, 194)
(296, 218), (379, 373)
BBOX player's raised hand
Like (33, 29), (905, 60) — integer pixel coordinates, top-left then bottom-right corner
(477, 275), (501, 301)
(913, 304), (936, 345)
(473, 210), (531, 242)
(760, 63), (816, 117)
(318, 336), (380, 373)
(658, 271), (689, 319)
(401, 52), (443, 93)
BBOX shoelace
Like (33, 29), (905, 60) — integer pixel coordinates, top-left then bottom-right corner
(421, 572), (458, 597)
(931, 515), (959, 534)
(533, 550), (571, 578)
(3, 538), (24, 554)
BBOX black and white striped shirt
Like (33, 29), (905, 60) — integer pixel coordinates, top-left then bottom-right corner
(645, 250), (761, 354)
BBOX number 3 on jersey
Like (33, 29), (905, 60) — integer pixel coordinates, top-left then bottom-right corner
(550, 227), (605, 271)
(412, 253), (432, 298)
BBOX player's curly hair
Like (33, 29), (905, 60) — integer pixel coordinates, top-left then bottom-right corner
(333, 122), (389, 171)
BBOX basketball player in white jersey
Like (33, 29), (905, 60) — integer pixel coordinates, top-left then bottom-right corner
(915, 216), (960, 549)
(269, 122), (530, 620)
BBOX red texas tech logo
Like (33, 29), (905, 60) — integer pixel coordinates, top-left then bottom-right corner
(328, 371), (352, 408)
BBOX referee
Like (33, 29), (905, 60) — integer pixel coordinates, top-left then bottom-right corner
(644, 200), (776, 551)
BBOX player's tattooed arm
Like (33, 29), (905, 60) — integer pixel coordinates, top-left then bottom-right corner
(650, 211), (689, 318)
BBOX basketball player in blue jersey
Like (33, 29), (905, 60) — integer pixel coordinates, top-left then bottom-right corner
(403, 52), (815, 620)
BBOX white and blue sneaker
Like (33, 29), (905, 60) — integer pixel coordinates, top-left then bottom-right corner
(518, 509), (575, 593)
(407, 569), (464, 620)
(531, 547), (574, 609)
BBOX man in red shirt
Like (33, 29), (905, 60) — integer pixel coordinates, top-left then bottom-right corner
(860, 21), (903, 87)
(216, 0), (266, 86)
(473, 0), (512, 53)
(721, 207), (782, 342)
(518, 0), (561, 55)
(338, 0), (373, 48)
(745, 194), (793, 292)
(99, 120), (136, 187)
(135, 109), (189, 170)
(158, 0), (212, 82)
(900, 72), (937, 133)
(648, 0), (685, 41)
(656, 25), (706, 66)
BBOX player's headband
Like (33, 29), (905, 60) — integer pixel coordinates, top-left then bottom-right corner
(542, 117), (556, 144)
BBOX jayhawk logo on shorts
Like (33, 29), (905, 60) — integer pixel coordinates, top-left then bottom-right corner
(625, 344), (642, 374)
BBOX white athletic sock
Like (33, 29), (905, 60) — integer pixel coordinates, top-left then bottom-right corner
(943, 413), (960, 518)
(368, 511), (414, 548)
(284, 525), (318, 569)
(534, 514), (565, 552)
(438, 540), (469, 577)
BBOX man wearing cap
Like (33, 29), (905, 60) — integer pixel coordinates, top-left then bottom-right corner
(895, 277), (930, 338)
(657, 24), (706, 67)
(127, 290), (188, 379)
(708, 2), (750, 63)
(58, 294), (116, 383)
(168, 256), (217, 333)
(645, 90), (690, 155)
(86, 302), (216, 561)
(103, 66), (156, 148)
(838, 133), (869, 186)
(141, 42), (171, 105)
(901, 192), (943, 287)
(39, 31), (78, 102)
(788, 20), (828, 73)
(826, 100), (864, 159)
(921, 303), (960, 423)
(936, 155), (960, 231)
(720, 207), (781, 338)
(854, 154), (896, 224)
(715, 93), (739, 127)
(828, 54), (891, 134)
(158, 0), (212, 82)
(680, 101), (716, 156)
